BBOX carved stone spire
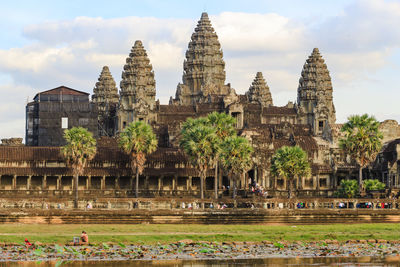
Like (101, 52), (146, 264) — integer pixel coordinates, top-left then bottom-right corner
(92, 66), (119, 136)
(297, 48), (336, 137)
(171, 12), (231, 106)
(246, 72), (273, 107)
(92, 66), (119, 105)
(118, 40), (156, 130)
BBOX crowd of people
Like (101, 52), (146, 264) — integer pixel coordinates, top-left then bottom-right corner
(249, 183), (268, 198)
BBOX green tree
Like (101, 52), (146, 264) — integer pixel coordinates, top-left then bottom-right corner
(335, 179), (359, 198)
(61, 127), (97, 209)
(363, 179), (386, 191)
(119, 121), (157, 198)
(206, 112), (236, 199)
(270, 146), (311, 199)
(339, 114), (383, 190)
(180, 118), (217, 199)
(219, 136), (253, 198)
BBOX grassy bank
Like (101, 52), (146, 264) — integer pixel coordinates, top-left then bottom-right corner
(0, 224), (399, 244)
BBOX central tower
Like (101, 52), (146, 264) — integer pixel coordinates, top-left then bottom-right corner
(297, 48), (336, 137)
(171, 12), (231, 105)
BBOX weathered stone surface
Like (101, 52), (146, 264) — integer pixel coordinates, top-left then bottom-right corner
(379, 120), (400, 144)
(171, 12), (233, 106)
(297, 48), (336, 138)
(246, 72), (273, 108)
(92, 66), (119, 106)
(92, 66), (119, 136)
(119, 40), (157, 129)
(0, 138), (23, 146)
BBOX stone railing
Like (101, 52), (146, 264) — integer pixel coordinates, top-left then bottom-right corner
(0, 195), (399, 211)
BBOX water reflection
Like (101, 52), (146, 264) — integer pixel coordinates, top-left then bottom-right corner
(1, 257), (400, 267)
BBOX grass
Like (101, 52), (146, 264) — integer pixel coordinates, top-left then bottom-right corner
(0, 223), (399, 245)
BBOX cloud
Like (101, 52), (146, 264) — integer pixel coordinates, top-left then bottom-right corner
(1, 1), (400, 139)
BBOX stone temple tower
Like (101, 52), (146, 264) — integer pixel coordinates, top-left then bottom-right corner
(171, 12), (232, 106)
(246, 72), (273, 108)
(118, 40), (156, 131)
(297, 48), (336, 137)
(92, 66), (119, 137)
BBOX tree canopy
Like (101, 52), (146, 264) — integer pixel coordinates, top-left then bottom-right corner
(219, 136), (253, 198)
(270, 145), (311, 198)
(180, 118), (218, 199)
(119, 121), (157, 198)
(339, 114), (383, 188)
(61, 127), (97, 208)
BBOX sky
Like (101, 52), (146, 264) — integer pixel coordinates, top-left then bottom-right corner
(0, 0), (399, 139)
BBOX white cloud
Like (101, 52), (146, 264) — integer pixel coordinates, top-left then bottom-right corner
(1, 1), (400, 139)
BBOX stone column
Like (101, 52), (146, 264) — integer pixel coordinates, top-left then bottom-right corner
(42, 175), (47, 190)
(71, 176), (74, 190)
(0, 175), (2, 189)
(326, 176), (330, 188)
(101, 176), (106, 190)
(332, 173), (337, 189)
(12, 175), (17, 190)
(115, 176), (120, 190)
(189, 176), (193, 195)
(87, 175), (91, 190)
(316, 175), (320, 190)
(27, 175), (32, 190)
(172, 175), (177, 191)
(254, 166), (258, 185)
(158, 176), (162, 191)
(57, 176), (61, 190)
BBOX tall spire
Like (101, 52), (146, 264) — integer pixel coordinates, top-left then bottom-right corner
(297, 48), (336, 137)
(171, 12), (230, 105)
(246, 72), (273, 108)
(92, 66), (119, 105)
(118, 40), (156, 129)
(92, 66), (119, 137)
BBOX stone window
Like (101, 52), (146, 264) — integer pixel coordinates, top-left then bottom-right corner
(232, 112), (243, 128)
(79, 118), (89, 126)
(318, 121), (324, 132)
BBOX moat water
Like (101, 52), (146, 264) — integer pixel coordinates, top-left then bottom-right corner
(2, 257), (400, 267)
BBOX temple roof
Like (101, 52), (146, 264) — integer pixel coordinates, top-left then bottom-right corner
(246, 72), (273, 107)
(33, 86), (88, 100)
(120, 40), (156, 97)
(92, 66), (119, 104)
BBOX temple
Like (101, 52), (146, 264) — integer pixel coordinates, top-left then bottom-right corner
(0, 12), (399, 198)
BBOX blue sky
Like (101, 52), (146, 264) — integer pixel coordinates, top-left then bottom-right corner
(0, 0), (399, 139)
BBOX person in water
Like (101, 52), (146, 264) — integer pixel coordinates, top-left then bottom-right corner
(81, 231), (88, 243)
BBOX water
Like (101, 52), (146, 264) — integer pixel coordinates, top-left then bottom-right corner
(1, 257), (400, 267)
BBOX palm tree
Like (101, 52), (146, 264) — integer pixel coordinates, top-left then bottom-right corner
(270, 146), (311, 199)
(180, 118), (217, 199)
(339, 114), (383, 190)
(219, 136), (253, 198)
(61, 127), (97, 209)
(206, 112), (236, 199)
(119, 121), (157, 198)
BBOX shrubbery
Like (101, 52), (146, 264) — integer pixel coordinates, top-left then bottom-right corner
(335, 179), (359, 198)
(363, 179), (385, 191)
